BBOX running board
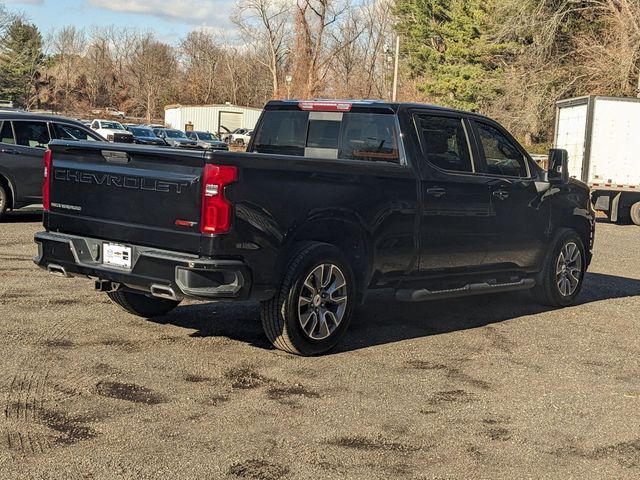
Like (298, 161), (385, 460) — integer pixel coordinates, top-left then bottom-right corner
(395, 278), (536, 302)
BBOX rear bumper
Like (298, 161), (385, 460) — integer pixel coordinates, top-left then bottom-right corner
(34, 231), (252, 301)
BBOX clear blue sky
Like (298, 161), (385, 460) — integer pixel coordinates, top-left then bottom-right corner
(4, 0), (234, 44)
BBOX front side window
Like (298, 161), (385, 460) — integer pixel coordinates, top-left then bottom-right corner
(0, 121), (15, 144)
(197, 132), (217, 141)
(416, 115), (473, 172)
(13, 121), (50, 148)
(53, 123), (99, 141)
(100, 121), (125, 130)
(165, 129), (188, 139)
(476, 122), (528, 177)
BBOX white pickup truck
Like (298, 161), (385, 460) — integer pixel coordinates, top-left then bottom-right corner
(90, 119), (134, 143)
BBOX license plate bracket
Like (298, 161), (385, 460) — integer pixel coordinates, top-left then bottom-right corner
(102, 243), (132, 269)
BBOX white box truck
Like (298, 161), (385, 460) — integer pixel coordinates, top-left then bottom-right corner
(555, 96), (640, 225)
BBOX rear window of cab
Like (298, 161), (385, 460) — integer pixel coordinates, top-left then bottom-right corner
(251, 110), (400, 163)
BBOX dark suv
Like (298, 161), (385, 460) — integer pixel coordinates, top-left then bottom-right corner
(0, 111), (103, 220)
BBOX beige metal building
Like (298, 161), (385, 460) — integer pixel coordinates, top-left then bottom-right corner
(164, 103), (262, 137)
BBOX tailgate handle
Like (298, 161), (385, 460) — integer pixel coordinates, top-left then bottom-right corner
(102, 150), (130, 164)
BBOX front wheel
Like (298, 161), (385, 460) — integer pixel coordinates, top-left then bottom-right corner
(630, 201), (640, 226)
(532, 229), (586, 307)
(107, 290), (180, 317)
(261, 242), (355, 356)
(0, 184), (8, 220)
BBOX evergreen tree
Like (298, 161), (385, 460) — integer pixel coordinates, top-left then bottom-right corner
(395, 0), (506, 111)
(0, 19), (44, 108)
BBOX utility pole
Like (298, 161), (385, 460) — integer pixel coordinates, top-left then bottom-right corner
(392, 36), (400, 102)
(286, 75), (292, 99)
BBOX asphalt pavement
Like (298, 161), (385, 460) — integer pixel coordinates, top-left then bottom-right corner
(0, 212), (638, 479)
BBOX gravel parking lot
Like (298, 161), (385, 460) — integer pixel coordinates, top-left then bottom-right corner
(0, 213), (638, 479)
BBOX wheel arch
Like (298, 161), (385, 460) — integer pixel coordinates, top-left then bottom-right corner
(279, 215), (373, 302)
(555, 214), (593, 266)
(0, 172), (16, 210)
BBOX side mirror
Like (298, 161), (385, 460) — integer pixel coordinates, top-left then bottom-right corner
(548, 148), (569, 184)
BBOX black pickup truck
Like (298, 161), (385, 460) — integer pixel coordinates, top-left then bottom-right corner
(34, 100), (595, 355)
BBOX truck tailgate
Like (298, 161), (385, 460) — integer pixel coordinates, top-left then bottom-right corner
(46, 141), (205, 253)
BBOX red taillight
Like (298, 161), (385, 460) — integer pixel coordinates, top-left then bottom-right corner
(43, 149), (52, 211)
(298, 101), (352, 112)
(201, 164), (238, 234)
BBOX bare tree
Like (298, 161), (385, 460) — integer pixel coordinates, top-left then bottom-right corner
(291, 0), (364, 97)
(233, 0), (290, 97)
(83, 28), (114, 108)
(127, 36), (177, 122)
(329, 0), (394, 99)
(180, 30), (223, 104)
(49, 26), (86, 113)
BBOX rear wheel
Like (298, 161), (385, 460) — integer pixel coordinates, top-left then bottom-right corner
(107, 290), (180, 317)
(630, 202), (640, 226)
(0, 184), (8, 220)
(261, 242), (355, 356)
(532, 229), (586, 307)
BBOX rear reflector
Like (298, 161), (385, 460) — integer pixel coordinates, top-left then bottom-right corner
(201, 164), (238, 234)
(298, 101), (352, 112)
(43, 149), (52, 211)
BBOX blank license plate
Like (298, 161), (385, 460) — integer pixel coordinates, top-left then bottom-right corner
(103, 243), (132, 269)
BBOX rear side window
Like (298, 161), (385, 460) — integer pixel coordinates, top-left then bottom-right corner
(0, 121), (15, 144)
(53, 123), (99, 141)
(339, 114), (399, 162)
(252, 110), (400, 163)
(476, 122), (528, 177)
(415, 115), (473, 172)
(13, 121), (50, 148)
(253, 110), (309, 156)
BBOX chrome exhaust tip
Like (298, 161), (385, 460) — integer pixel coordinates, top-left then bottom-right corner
(150, 284), (179, 301)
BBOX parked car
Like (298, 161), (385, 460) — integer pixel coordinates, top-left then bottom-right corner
(125, 126), (166, 146)
(34, 99), (595, 355)
(91, 119), (134, 143)
(91, 107), (125, 119)
(0, 111), (103, 220)
(224, 128), (253, 146)
(152, 128), (199, 148)
(186, 131), (229, 150)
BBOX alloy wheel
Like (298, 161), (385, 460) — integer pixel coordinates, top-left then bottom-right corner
(297, 263), (348, 340)
(556, 241), (582, 297)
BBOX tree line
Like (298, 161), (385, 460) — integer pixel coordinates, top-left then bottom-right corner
(1, 0), (639, 146)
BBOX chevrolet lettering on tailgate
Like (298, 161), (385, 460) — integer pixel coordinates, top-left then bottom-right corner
(54, 168), (190, 194)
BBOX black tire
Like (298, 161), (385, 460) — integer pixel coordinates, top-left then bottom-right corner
(532, 229), (586, 307)
(0, 184), (8, 220)
(261, 242), (356, 356)
(235, 138), (245, 147)
(630, 202), (640, 226)
(107, 290), (180, 317)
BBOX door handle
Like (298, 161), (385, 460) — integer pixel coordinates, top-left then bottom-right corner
(426, 187), (446, 198)
(492, 190), (509, 200)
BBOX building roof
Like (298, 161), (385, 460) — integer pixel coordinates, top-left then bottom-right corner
(164, 103), (263, 111)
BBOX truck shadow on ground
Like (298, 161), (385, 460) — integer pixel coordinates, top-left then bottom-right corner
(1, 211), (42, 223)
(154, 271), (640, 353)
